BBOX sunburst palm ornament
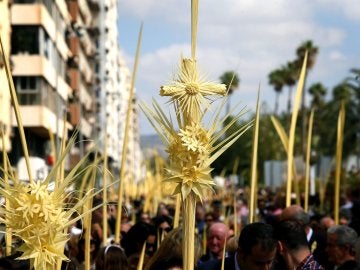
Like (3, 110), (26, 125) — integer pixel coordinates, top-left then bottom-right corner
(141, 2), (251, 268)
(161, 58), (226, 122)
(0, 138), (102, 270)
(0, 35), (103, 269)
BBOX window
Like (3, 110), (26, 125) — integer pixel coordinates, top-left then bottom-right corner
(17, 77), (38, 92)
(15, 76), (40, 105)
(11, 26), (39, 55)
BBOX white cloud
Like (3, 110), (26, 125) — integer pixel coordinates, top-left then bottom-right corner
(119, 0), (359, 134)
(315, 0), (360, 21)
(329, 50), (346, 61)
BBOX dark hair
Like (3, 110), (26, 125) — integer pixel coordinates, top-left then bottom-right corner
(121, 221), (157, 257)
(145, 227), (203, 270)
(274, 220), (309, 251)
(238, 222), (277, 256)
(153, 215), (173, 230)
(0, 258), (13, 270)
(337, 260), (360, 270)
(293, 210), (310, 226)
(95, 245), (128, 270)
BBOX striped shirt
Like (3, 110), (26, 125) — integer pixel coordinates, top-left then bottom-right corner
(296, 254), (325, 270)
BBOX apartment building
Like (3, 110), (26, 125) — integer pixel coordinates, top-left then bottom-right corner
(9, 0), (73, 179)
(66, 0), (99, 165)
(2, 0), (143, 183)
(0, 0), (11, 154)
(96, 0), (144, 183)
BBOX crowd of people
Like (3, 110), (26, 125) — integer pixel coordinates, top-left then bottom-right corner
(0, 186), (360, 270)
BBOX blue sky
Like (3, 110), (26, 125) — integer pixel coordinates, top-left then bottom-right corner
(118, 0), (360, 135)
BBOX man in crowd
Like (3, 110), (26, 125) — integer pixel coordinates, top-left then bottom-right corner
(281, 205), (329, 268)
(200, 222), (229, 262)
(199, 222), (278, 270)
(275, 220), (324, 269)
(326, 225), (358, 269)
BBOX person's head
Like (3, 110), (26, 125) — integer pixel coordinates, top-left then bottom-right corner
(91, 222), (104, 243)
(275, 220), (309, 252)
(280, 205), (310, 228)
(95, 245), (128, 270)
(320, 216), (335, 230)
(145, 227), (202, 270)
(121, 221), (157, 257)
(196, 204), (206, 221)
(237, 222), (277, 270)
(326, 225), (358, 266)
(205, 212), (215, 227)
(211, 200), (223, 221)
(207, 222), (229, 259)
(154, 215), (173, 235)
(76, 234), (101, 263)
(275, 220), (310, 269)
(157, 203), (169, 217)
(92, 197), (104, 223)
(140, 212), (151, 224)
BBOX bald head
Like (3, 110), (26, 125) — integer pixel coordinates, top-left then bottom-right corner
(281, 205), (310, 227)
(320, 216), (335, 230)
(207, 222), (229, 258)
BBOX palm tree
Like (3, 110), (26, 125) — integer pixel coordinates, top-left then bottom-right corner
(295, 40), (319, 156)
(281, 61), (298, 116)
(308, 82), (327, 110)
(345, 68), (360, 166)
(346, 68), (360, 101)
(268, 69), (285, 115)
(220, 71), (240, 114)
(296, 40), (319, 71)
(332, 82), (352, 105)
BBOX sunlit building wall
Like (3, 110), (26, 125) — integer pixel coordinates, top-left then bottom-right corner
(0, 0), (11, 153)
(10, 0), (72, 174)
(96, 0), (143, 183)
(66, 0), (99, 166)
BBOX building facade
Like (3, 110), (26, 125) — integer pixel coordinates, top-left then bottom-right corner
(0, 0), (11, 153)
(96, 0), (144, 184)
(0, 0), (143, 184)
(10, 0), (72, 178)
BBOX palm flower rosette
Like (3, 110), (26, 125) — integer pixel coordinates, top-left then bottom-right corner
(0, 34), (105, 269)
(0, 138), (102, 270)
(160, 58), (227, 123)
(141, 56), (251, 270)
(0, 180), (69, 268)
(141, 57), (252, 202)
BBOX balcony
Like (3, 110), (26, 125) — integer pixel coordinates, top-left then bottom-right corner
(68, 35), (79, 56)
(12, 55), (57, 88)
(69, 104), (91, 138)
(11, 105), (67, 139)
(11, 4), (56, 41)
(79, 81), (92, 110)
(80, 28), (96, 56)
(57, 75), (72, 101)
(78, 49), (93, 84)
(69, 103), (80, 126)
(57, 31), (72, 60)
(68, 68), (79, 91)
(67, 0), (79, 22)
(78, 0), (92, 26)
(80, 117), (91, 138)
(55, 0), (71, 25)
